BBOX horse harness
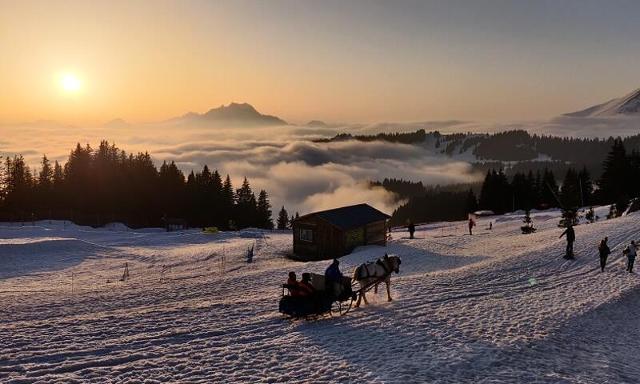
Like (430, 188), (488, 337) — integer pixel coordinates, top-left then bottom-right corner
(359, 258), (392, 279)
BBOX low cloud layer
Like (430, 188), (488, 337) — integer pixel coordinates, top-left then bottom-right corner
(2, 114), (638, 216)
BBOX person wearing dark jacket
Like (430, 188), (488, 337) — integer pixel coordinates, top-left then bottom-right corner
(407, 221), (416, 239)
(560, 224), (576, 259)
(325, 259), (344, 297)
(598, 237), (611, 272)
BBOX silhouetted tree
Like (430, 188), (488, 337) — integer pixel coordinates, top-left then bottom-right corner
(560, 168), (580, 209)
(0, 141), (272, 230)
(235, 177), (257, 228)
(598, 139), (630, 206)
(277, 206), (289, 230)
(256, 190), (273, 229)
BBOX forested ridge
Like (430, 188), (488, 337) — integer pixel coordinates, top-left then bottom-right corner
(388, 139), (640, 226)
(324, 129), (640, 168)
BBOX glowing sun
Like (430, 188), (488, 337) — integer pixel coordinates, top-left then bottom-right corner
(60, 73), (82, 93)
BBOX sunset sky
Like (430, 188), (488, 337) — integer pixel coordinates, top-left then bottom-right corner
(1, 0), (640, 125)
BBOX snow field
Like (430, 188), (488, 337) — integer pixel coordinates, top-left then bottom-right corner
(1, 208), (640, 383)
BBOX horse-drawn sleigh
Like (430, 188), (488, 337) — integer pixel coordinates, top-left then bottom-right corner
(278, 254), (401, 319)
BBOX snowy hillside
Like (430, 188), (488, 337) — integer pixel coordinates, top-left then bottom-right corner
(2, 208), (640, 383)
(565, 88), (640, 117)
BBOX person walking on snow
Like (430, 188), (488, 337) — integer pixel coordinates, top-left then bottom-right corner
(560, 224), (575, 259)
(407, 221), (416, 239)
(468, 217), (475, 235)
(624, 240), (638, 273)
(598, 237), (611, 272)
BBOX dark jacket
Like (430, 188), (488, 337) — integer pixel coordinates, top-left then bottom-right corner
(598, 242), (610, 257)
(325, 263), (343, 282)
(560, 227), (575, 242)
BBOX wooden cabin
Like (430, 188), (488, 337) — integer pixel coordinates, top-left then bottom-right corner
(292, 204), (390, 260)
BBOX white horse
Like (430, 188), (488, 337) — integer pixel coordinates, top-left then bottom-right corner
(352, 254), (401, 307)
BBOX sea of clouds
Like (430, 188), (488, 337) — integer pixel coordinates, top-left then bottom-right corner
(1, 115), (639, 216)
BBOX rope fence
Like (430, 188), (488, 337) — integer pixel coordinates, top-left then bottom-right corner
(0, 238), (266, 299)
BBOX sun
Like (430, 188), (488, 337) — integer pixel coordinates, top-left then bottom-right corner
(60, 73), (82, 93)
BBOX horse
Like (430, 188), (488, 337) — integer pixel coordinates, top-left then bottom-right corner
(351, 254), (401, 307)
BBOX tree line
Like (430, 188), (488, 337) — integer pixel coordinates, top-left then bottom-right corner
(390, 139), (640, 225)
(0, 141), (274, 229)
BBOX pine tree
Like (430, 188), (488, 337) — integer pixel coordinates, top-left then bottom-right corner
(221, 175), (235, 229)
(577, 166), (593, 206)
(560, 168), (580, 209)
(38, 155), (53, 189)
(598, 139), (629, 205)
(277, 206), (289, 230)
(526, 170), (538, 208)
(3, 155), (34, 215)
(540, 168), (559, 208)
(521, 209), (536, 234)
(256, 190), (273, 229)
(235, 177), (257, 228)
(559, 209), (578, 227)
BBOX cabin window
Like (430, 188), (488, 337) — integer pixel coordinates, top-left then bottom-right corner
(299, 228), (313, 242)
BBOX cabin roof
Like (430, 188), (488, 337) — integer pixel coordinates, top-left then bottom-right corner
(299, 203), (390, 230)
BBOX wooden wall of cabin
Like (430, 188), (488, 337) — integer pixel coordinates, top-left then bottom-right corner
(365, 220), (387, 245)
(293, 217), (346, 260)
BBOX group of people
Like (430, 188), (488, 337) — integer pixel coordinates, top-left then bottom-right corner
(598, 237), (638, 273)
(560, 223), (638, 273)
(285, 259), (345, 297)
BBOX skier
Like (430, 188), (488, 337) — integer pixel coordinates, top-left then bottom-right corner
(559, 224), (575, 259)
(598, 237), (611, 272)
(407, 221), (416, 239)
(624, 240), (638, 273)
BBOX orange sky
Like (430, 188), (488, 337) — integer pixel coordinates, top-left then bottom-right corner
(1, 1), (639, 125)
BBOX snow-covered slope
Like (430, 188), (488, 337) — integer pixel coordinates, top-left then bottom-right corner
(565, 88), (640, 117)
(2, 209), (640, 383)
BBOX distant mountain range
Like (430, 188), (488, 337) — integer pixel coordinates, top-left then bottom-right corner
(565, 88), (640, 117)
(169, 102), (287, 126)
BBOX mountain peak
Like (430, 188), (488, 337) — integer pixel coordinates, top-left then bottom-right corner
(169, 102), (287, 126)
(565, 88), (640, 117)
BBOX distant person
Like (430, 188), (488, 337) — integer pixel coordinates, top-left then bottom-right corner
(560, 224), (575, 259)
(598, 237), (611, 272)
(624, 240), (638, 273)
(489, 222), (493, 231)
(468, 217), (475, 235)
(408, 221), (416, 239)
